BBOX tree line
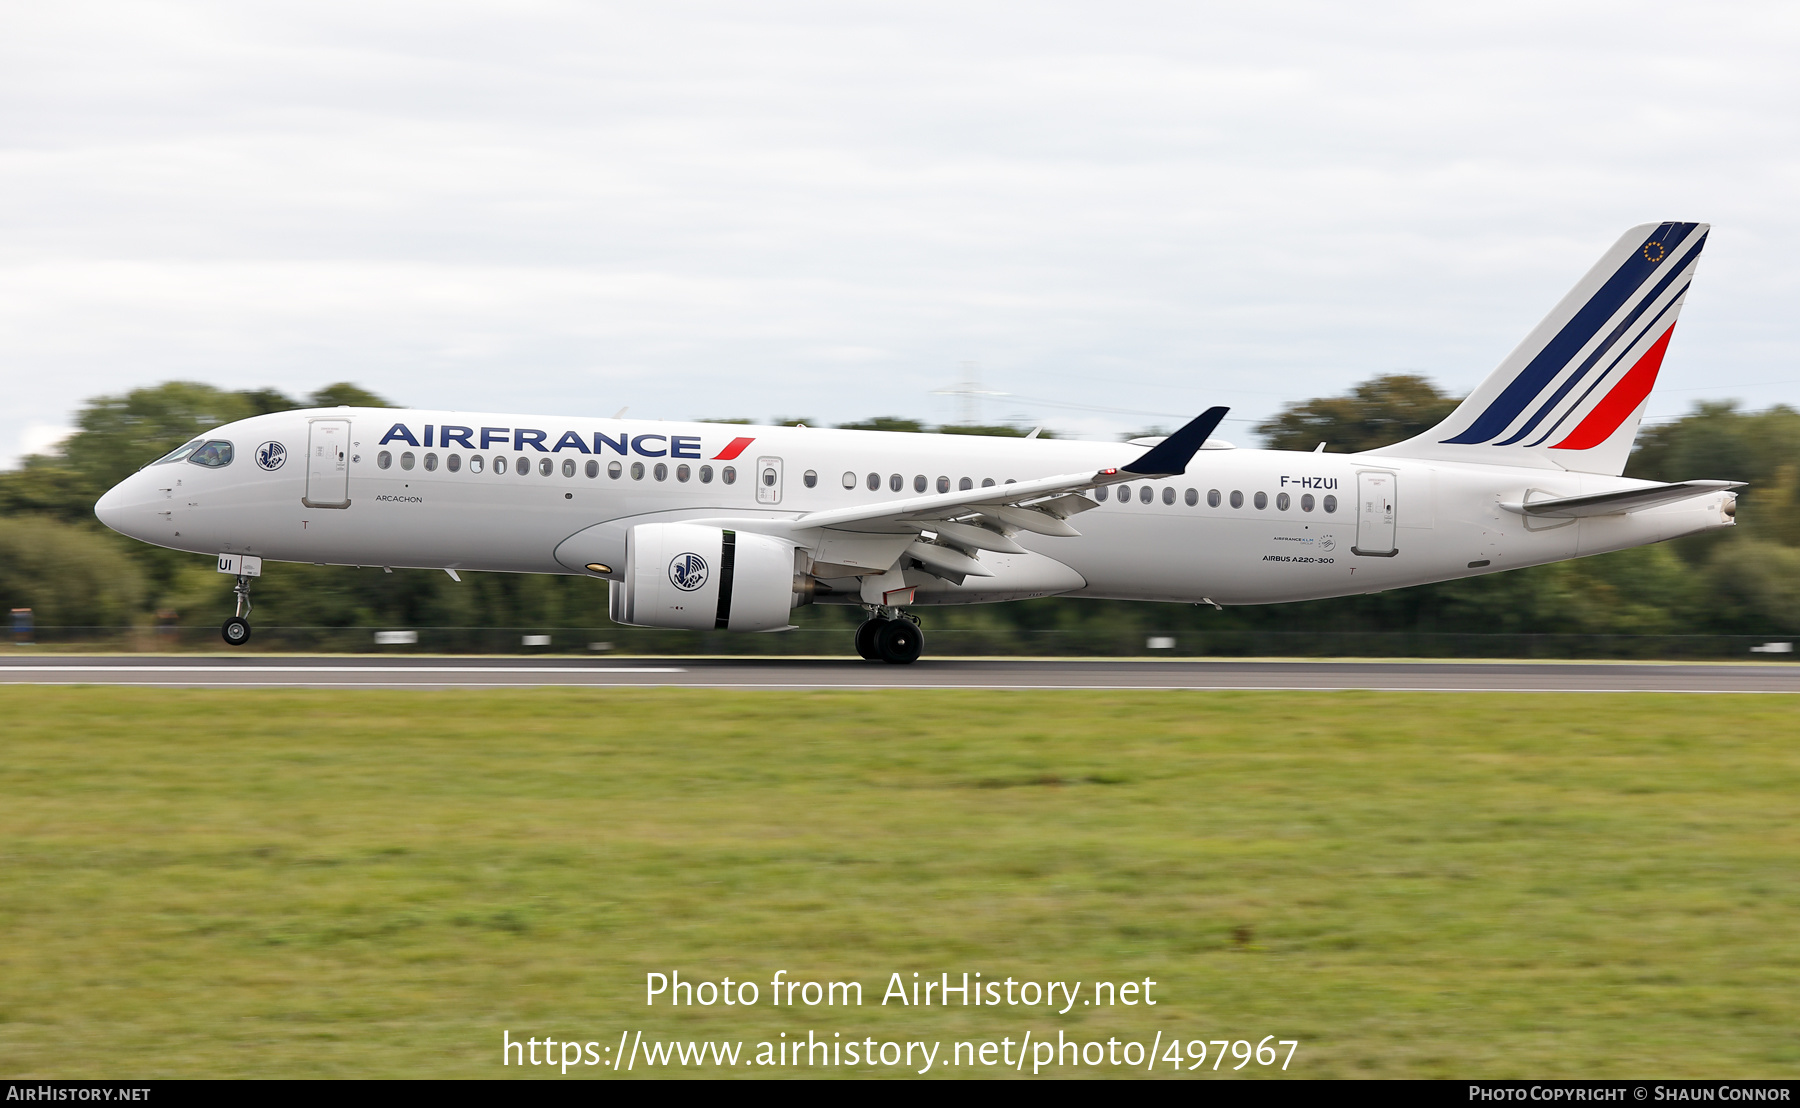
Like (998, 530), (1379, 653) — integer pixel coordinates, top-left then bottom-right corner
(2, 377), (1797, 646)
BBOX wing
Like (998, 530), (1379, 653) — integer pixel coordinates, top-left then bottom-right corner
(700, 407), (1229, 585)
(788, 406), (1230, 535)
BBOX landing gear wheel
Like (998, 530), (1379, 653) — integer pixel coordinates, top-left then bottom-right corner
(221, 616), (252, 646)
(875, 618), (923, 665)
(854, 618), (886, 661)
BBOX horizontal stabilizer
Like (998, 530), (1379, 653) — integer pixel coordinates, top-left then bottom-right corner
(1501, 480), (1742, 519)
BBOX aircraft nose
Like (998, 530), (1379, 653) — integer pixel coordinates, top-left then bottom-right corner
(94, 475), (144, 537)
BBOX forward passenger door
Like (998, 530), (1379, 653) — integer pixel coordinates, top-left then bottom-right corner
(304, 420), (352, 508)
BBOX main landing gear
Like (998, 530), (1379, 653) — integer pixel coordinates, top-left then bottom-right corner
(855, 608), (924, 665)
(221, 573), (253, 646)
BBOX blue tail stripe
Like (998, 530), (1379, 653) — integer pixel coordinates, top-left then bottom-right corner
(1493, 236), (1705, 446)
(1521, 281), (1689, 449)
(1441, 222), (1698, 445)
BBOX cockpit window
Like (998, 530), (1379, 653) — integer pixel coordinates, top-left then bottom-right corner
(188, 441), (234, 468)
(152, 439), (205, 466)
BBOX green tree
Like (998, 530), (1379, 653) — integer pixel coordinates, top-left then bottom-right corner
(835, 417), (928, 434)
(940, 424), (1050, 438)
(1255, 374), (1461, 452)
(306, 383), (394, 409)
(0, 516), (147, 626)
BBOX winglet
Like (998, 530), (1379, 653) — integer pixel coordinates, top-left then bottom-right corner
(1120, 407), (1230, 476)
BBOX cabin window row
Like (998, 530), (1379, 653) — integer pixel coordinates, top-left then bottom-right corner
(1096, 484), (1339, 514)
(374, 450), (737, 484)
(828, 472), (1011, 493)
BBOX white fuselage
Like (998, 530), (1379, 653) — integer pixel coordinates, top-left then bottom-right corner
(95, 406), (1736, 609)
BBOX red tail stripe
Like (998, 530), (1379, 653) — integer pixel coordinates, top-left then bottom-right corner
(713, 436), (755, 461)
(1550, 325), (1676, 451)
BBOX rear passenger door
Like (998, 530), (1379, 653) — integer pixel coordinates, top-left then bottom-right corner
(1352, 470), (1396, 556)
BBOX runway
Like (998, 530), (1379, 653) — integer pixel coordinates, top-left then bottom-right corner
(2, 656), (1798, 692)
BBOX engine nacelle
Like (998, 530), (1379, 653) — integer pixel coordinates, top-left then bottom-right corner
(608, 522), (812, 632)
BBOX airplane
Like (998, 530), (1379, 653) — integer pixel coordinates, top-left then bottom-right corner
(95, 222), (1739, 663)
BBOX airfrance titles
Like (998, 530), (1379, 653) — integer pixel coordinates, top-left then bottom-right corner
(376, 423), (756, 461)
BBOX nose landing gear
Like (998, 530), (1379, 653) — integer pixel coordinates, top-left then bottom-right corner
(220, 573), (254, 646)
(854, 607), (924, 664)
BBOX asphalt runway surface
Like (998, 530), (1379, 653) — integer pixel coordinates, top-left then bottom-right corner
(2, 656), (1799, 692)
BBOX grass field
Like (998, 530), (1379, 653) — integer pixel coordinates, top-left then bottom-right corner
(1, 688), (1796, 1078)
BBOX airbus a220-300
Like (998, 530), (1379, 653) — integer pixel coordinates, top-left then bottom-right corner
(96, 223), (1740, 663)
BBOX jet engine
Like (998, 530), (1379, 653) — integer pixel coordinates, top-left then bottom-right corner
(608, 522), (815, 632)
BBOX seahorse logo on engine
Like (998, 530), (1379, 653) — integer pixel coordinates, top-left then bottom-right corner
(668, 552), (709, 592)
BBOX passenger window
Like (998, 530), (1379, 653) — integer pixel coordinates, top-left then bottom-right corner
(1208, 489), (1221, 508)
(561, 458), (575, 477)
(447, 453), (462, 473)
(867, 472), (880, 491)
(630, 462), (644, 480)
(1094, 485), (1108, 502)
(959, 477), (972, 491)
(1229, 490), (1243, 508)
(723, 466), (737, 485)
(1139, 486), (1153, 504)
(1162, 487), (1175, 505)
(699, 465), (713, 483)
(1276, 492), (1290, 511)
(655, 463), (668, 481)
(677, 464), (691, 482)
(913, 475), (927, 493)
(981, 478), (995, 488)
(1117, 485), (1130, 502)
(888, 473), (902, 492)
(841, 471), (856, 489)
(1301, 493), (1314, 511)
(585, 459), (598, 478)
(424, 452), (439, 472)
(1185, 488), (1197, 506)
(516, 456), (529, 475)
(1323, 494), (1338, 513)
(608, 460), (622, 479)
(802, 469), (817, 488)
(1254, 491), (1268, 509)
(377, 450), (393, 470)
(401, 451), (415, 470)
(762, 467), (776, 486)
(470, 455), (484, 473)
(495, 456), (508, 474)
(936, 476), (949, 493)
(539, 457), (553, 477)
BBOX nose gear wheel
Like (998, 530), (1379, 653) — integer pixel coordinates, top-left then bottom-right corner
(221, 572), (254, 646)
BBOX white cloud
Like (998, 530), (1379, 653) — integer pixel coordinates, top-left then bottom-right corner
(6, 422), (75, 469)
(1, 0), (1796, 463)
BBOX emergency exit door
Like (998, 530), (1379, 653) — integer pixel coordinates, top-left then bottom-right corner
(1352, 470), (1397, 556)
(304, 420), (352, 508)
(755, 456), (783, 505)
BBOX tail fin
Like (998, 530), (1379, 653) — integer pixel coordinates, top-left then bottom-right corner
(1369, 222), (1707, 475)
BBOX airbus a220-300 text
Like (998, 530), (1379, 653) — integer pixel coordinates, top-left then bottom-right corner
(96, 223), (1740, 662)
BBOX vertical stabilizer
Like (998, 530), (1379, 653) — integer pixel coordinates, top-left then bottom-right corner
(1369, 222), (1707, 475)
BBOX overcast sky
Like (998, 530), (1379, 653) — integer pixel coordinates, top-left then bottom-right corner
(3, 1), (1797, 465)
